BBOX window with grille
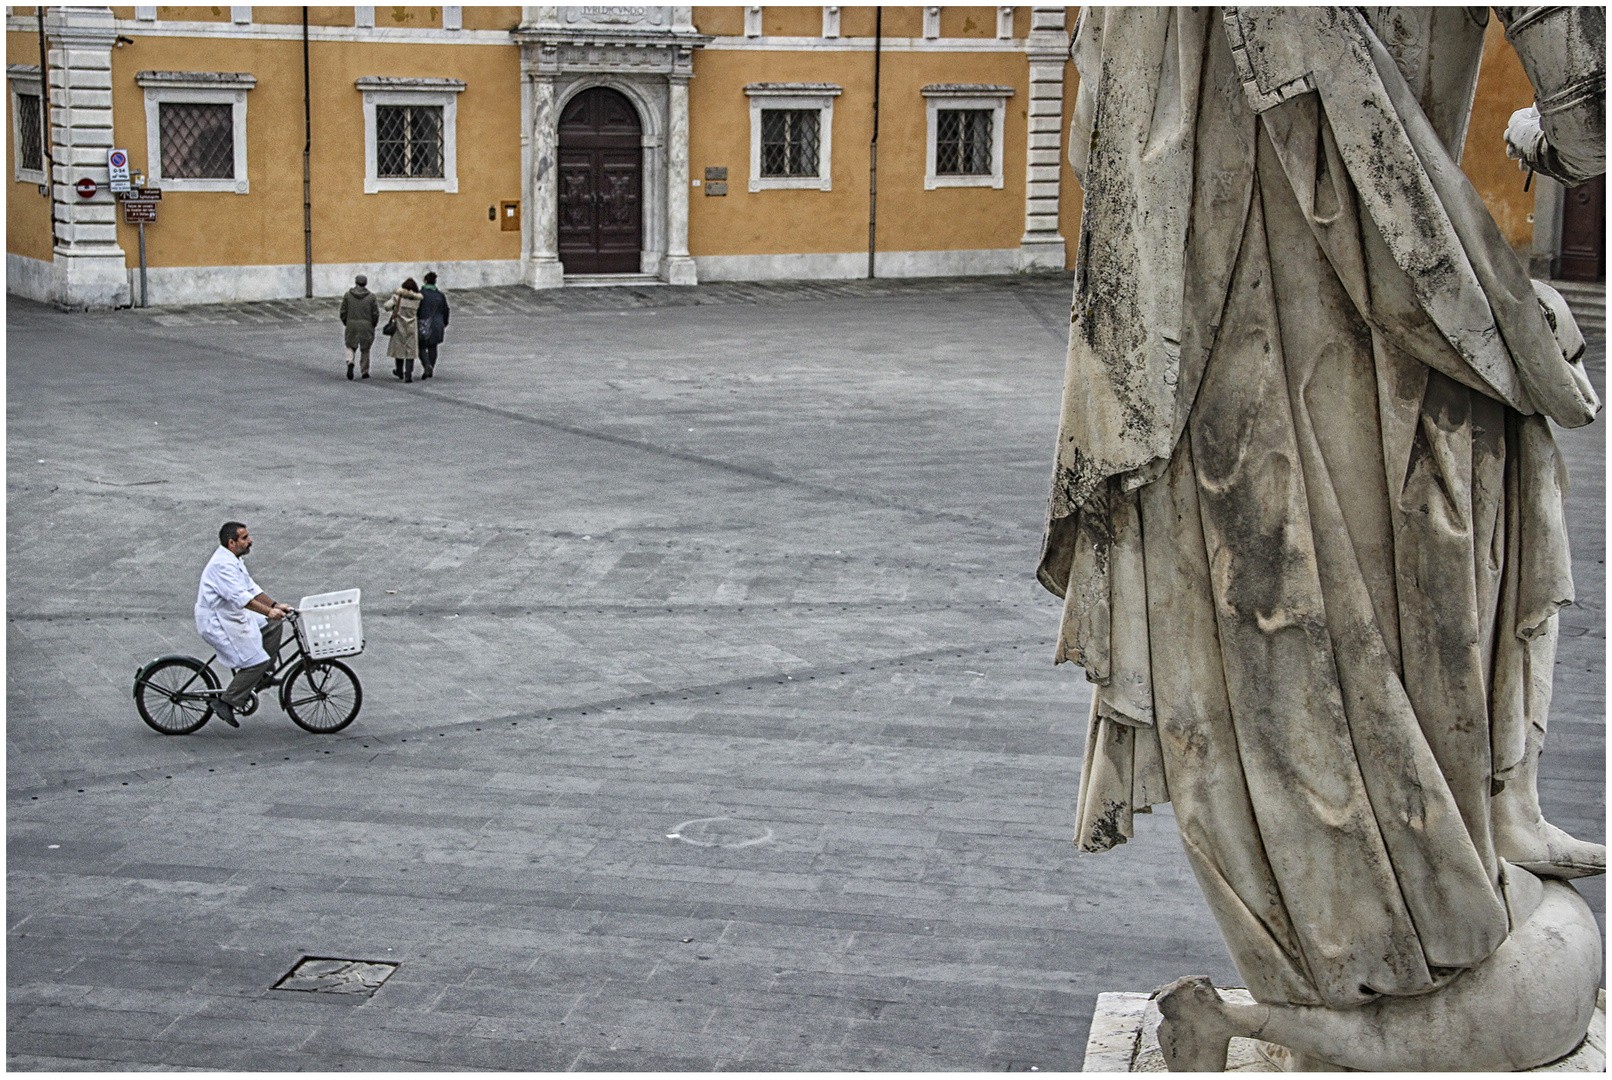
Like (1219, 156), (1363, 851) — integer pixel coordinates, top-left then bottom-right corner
(376, 104), (444, 179)
(159, 101), (234, 179)
(760, 109), (819, 177)
(936, 109), (992, 175)
(16, 91), (43, 174)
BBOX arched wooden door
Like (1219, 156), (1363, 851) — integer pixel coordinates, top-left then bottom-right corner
(558, 87), (643, 274)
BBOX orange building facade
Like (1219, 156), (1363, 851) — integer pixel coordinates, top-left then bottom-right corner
(4, 5), (1576, 308)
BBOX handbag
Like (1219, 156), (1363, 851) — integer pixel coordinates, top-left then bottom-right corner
(381, 318), (397, 336)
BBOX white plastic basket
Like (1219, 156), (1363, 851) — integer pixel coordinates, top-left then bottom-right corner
(297, 588), (364, 659)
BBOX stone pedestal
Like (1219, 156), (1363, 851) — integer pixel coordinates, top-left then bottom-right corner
(1083, 989), (1607, 1072)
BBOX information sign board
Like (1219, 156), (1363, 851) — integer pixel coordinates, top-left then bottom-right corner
(122, 202), (158, 224)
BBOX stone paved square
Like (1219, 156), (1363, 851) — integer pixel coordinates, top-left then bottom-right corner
(7, 275), (1603, 1071)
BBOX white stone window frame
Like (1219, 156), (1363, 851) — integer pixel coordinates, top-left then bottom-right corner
(138, 70), (255, 194)
(922, 84), (1012, 190)
(9, 64), (45, 185)
(745, 83), (839, 192)
(357, 76), (465, 195)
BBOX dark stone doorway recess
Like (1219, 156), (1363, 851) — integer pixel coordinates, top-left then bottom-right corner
(558, 87), (644, 275)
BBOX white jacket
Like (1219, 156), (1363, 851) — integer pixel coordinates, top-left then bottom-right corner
(194, 545), (269, 669)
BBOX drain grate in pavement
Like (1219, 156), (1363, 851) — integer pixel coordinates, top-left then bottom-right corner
(272, 956), (398, 996)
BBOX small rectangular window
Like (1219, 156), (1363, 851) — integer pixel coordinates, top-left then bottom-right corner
(17, 91), (43, 174)
(376, 104), (444, 179)
(760, 109), (819, 177)
(936, 109), (992, 175)
(159, 101), (235, 179)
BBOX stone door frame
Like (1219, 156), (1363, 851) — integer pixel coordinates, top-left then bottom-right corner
(515, 12), (708, 288)
(554, 76), (661, 276)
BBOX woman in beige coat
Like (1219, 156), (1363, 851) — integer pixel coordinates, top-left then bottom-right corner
(384, 279), (424, 382)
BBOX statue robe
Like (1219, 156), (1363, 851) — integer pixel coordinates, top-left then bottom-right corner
(1040, 6), (1602, 1008)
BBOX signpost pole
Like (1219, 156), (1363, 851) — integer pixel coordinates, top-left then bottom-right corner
(138, 222), (148, 308)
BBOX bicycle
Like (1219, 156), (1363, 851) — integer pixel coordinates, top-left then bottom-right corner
(133, 594), (364, 735)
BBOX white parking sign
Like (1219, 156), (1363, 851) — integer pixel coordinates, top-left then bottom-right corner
(108, 148), (130, 193)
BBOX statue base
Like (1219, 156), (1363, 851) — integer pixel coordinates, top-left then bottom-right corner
(1083, 988), (1605, 1072)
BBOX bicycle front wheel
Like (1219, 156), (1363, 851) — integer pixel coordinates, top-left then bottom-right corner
(134, 656), (220, 735)
(282, 659), (362, 733)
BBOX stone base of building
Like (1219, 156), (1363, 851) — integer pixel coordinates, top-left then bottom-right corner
(1083, 988), (1607, 1072)
(1017, 236), (1068, 270)
(7, 253), (54, 304)
(694, 246), (1071, 282)
(8, 251), (133, 310)
(126, 259), (526, 305)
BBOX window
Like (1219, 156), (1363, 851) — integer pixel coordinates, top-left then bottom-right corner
(9, 64), (45, 185)
(138, 70), (255, 193)
(745, 83), (839, 192)
(17, 92), (43, 173)
(922, 84), (1011, 190)
(936, 109), (992, 175)
(357, 77), (464, 194)
(159, 102), (234, 178)
(760, 110), (819, 178)
(375, 105), (443, 178)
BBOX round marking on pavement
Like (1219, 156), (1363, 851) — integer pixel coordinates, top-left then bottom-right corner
(665, 816), (774, 849)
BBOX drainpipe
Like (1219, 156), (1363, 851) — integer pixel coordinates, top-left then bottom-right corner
(867, 6), (881, 279)
(36, 6), (59, 251)
(302, 7), (313, 297)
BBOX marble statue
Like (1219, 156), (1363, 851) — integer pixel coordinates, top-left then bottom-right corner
(1039, 7), (1606, 1071)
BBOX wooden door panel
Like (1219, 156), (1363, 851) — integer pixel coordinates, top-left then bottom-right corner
(1559, 175), (1605, 282)
(557, 88), (643, 275)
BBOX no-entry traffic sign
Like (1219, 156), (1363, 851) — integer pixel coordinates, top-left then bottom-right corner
(74, 176), (97, 199)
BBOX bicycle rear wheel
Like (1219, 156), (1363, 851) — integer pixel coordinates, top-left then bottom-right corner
(134, 656), (219, 735)
(282, 659), (362, 733)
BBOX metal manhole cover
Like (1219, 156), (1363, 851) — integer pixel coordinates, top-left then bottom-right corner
(272, 956), (398, 996)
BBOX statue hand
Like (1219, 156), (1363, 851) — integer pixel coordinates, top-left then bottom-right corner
(1505, 106), (1544, 168)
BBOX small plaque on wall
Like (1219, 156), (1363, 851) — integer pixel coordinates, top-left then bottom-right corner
(705, 166), (727, 181)
(705, 181), (728, 196)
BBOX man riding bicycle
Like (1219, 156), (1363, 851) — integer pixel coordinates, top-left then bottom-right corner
(195, 522), (293, 727)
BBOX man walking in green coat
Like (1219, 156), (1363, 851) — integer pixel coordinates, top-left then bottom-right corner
(339, 274), (380, 380)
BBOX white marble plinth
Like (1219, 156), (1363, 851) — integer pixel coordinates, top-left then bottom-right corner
(1083, 988), (1606, 1072)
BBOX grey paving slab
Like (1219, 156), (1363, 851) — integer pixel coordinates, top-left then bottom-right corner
(7, 275), (1603, 1071)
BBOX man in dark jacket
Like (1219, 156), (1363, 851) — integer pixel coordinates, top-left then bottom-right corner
(416, 271), (450, 379)
(339, 274), (380, 380)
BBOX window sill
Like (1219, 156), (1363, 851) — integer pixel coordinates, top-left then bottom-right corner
(925, 174), (1003, 190)
(14, 167), (44, 185)
(749, 175), (831, 192)
(365, 176), (457, 194)
(156, 177), (249, 193)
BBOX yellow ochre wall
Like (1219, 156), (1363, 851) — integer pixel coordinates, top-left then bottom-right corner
(1463, 14), (1537, 252)
(6, 32), (53, 260)
(101, 32), (523, 269)
(6, 7), (1553, 281)
(687, 7), (1071, 261)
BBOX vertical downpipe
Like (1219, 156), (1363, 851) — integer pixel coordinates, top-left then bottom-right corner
(302, 7), (313, 298)
(867, 6), (881, 279)
(36, 6), (59, 252)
